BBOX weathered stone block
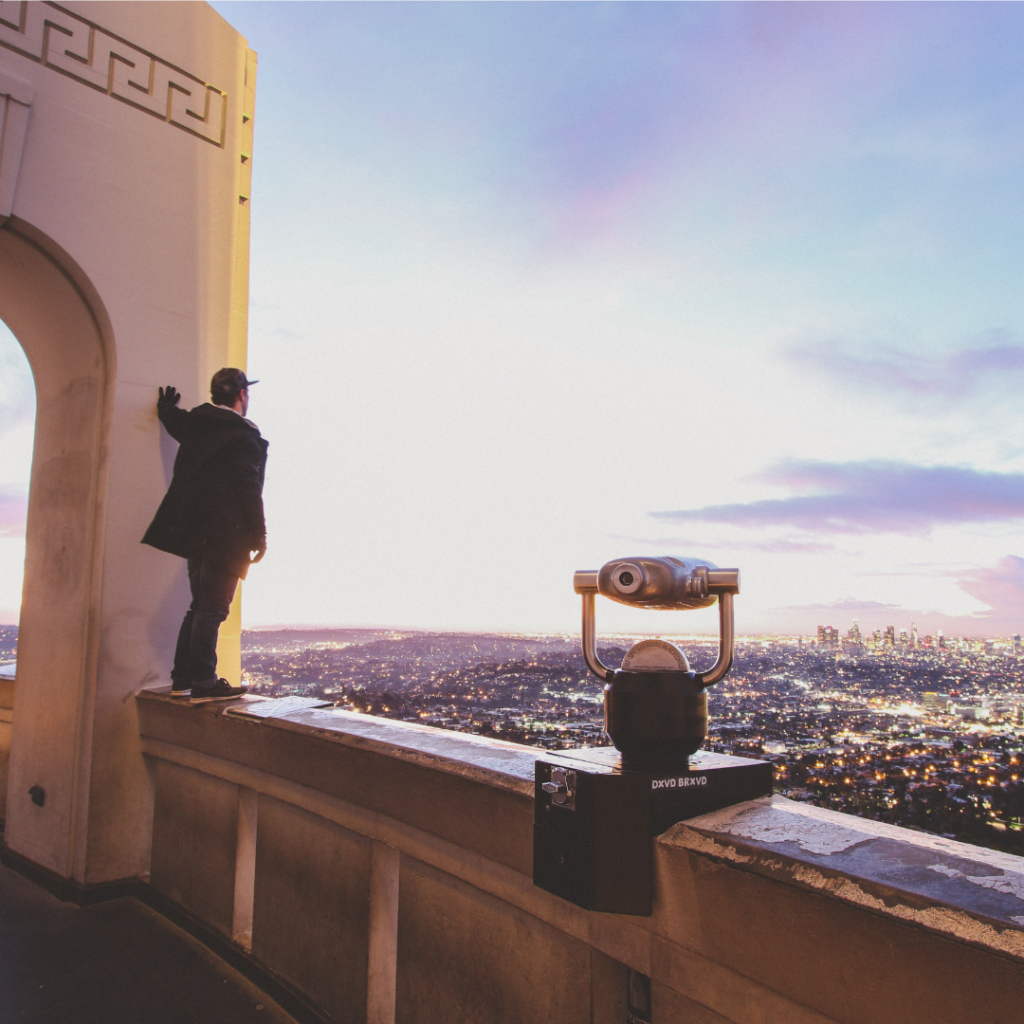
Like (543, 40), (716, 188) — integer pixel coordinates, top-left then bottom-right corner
(396, 856), (593, 1024)
(150, 760), (237, 936)
(252, 796), (371, 1023)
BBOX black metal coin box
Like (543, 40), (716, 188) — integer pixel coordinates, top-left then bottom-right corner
(533, 749), (772, 916)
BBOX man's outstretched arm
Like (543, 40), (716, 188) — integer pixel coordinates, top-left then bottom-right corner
(156, 386), (188, 441)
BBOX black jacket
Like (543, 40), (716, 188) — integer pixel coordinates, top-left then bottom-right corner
(142, 403), (268, 579)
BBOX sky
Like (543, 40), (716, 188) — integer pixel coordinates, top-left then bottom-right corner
(6, 1), (1024, 638)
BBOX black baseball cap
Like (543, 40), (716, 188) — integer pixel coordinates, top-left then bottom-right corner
(210, 368), (259, 404)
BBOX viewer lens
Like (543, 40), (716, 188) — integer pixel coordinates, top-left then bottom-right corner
(619, 571), (634, 587)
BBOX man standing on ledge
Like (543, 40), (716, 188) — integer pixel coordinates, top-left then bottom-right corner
(143, 368), (268, 704)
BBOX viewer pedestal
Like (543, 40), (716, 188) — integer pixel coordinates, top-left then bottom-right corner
(534, 748), (772, 915)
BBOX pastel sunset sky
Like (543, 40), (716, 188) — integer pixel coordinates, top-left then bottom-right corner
(4, 1), (1024, 637)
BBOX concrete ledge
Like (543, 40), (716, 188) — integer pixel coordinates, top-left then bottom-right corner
(137, 691), (538, 875)
(138, 691), (538, 794)
(136, 690), (1024, 1024)
(671, 796), (1024, 962)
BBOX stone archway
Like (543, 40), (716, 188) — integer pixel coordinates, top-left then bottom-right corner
(0, 219), (113, 879)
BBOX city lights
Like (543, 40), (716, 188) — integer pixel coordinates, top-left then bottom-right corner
(193, 622), (1024, 857)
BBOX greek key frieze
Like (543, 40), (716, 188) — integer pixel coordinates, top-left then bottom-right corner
(0, 1), (227, 146)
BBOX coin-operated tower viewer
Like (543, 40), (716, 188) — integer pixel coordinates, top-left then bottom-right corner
(533, 556), (773, 915)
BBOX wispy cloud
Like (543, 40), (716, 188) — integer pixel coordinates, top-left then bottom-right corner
(772, 557), (1024, 636)
(783, 598), (901, 613)
(610, 534), (835, 554)
(653, 460), (1024, 536)
(957, 555), (1024, 622)
(0, 486), (27, 537)
(788, 336), (1024, 404)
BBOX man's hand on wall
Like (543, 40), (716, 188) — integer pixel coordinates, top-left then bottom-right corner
(157, 385), (180, 411)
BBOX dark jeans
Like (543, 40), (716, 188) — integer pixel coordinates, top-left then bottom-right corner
(171, 556), (239, 689)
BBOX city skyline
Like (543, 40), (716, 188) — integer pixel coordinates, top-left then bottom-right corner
(4, 3), (1024, 635)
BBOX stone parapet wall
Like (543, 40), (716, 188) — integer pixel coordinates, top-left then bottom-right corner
(136, 692), (1024, 1024)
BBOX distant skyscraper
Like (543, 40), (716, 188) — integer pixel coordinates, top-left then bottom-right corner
(848, 620), (862, 644)
(1014, 633), (1021, 654)
(937, 630), (946, 649)
(884, 625), (895, 648)
(817, 625), (839, 648)
(899, 629), (908, 646)
(911, 623), (918, 647)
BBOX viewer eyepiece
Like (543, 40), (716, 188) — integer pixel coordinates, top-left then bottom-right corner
(575, 554), (741, 765)
(597, 556), (736, 610)
(612, 563), (643, 595)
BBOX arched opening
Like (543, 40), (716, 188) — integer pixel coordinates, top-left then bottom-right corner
(0, 218), (114, 876)
(0, 315), (34, 820)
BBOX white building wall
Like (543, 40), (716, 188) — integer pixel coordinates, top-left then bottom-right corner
(0, 1), (254, 883)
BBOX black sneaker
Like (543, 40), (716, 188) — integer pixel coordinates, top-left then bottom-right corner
(170, 682), (191, 698)
(190, 679), (248, 704)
